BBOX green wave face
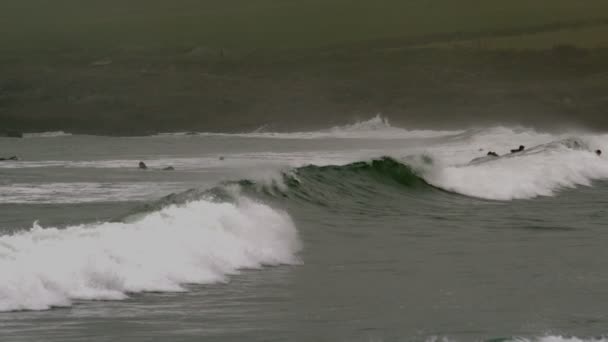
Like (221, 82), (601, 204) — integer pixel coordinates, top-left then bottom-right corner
(237, 157), (469, 214)
(296, 157), (429, 189)
(272, 157), (436, 210)
(125, 157), (439, 220)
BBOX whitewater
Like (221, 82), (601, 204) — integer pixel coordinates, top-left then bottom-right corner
(2, 117), (608, 341)
(0, 193), (300, 312)
(7, 117), (608, 202)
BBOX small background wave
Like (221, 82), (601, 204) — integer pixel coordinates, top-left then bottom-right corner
(23, 131), (72, 138)
(155, 115), (463, 139)
(424, 337), (608, 342)
(0, 182), (184, 204)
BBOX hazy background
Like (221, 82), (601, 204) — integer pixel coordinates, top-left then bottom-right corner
(2, 0), (608, 134)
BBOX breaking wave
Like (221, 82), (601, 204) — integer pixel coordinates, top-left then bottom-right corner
(425, 336), (608, 342)
(156, 115), (462, 139)
(137, 139), (608, 214)
(231, 137), (608, 202)
(0, 193), (301, 312)
(3, 132), (608, 312)
(23, 131), (72, 138)
(426, 137), (608, 200)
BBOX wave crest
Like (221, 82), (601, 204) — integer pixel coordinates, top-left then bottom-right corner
(23, 131), (72, 138)
(157, 115), (461, 139)
(0, 194), (300, 312)
(426, 137), (608, 200)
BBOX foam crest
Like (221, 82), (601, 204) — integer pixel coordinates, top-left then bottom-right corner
(508, 337), (608, 342)
(320, 115), (460, 139)
(0, 182), (183, 204)
(424, 337), (608, 342)
(0, 195), (301, 311)
(426, 137), (608, 200)
(23, 131), (72, 138)
(0, 152), (363, 170)
(157, 115), (461, 139)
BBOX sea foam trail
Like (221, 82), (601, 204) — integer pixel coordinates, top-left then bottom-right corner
(0, 195), (301, 312)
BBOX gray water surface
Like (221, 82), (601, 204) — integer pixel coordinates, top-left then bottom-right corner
(1, 134), (607, 342)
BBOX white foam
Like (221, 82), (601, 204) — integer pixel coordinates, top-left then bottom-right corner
(507, 337), (608, 342)
(157, 115), (462, 139)
(23, 131), (72, 138)
(0, 158), (223, 170)
(425, 336), (608, 342)
(0, 182), (184, 204)
(7, 124), (608, 202)
(0, 195), (301, 311)
(423, 135), (608, 200)
(0, 151), (373, 170)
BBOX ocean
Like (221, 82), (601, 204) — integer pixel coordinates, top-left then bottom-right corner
(1, 116), (608, 342)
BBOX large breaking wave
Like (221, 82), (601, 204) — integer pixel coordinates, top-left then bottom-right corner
(146, 137), (608, 212)
(425, 137), (608, 200)
(0, 192), (300, 312)
(238, 136), (608, 202)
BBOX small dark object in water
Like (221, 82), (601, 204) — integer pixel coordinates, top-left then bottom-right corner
(510, 145), (525, 153)
(138, 161), (148, 169)
(219, 156), (225, 161)
(162, 166), (175, 171)
(596, 149), (602, 156)
(0, 155), (18, 161)
(487, 151), (499, 157)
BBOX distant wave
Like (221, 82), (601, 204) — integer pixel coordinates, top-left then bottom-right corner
(510, 337), (608, 342)
(426, 336), (608, 342)
(156, 115), (463, 139)
(0, 157), (230, 170)
(0, 193), (301, 312)
(0, 152), (357, 171)
(23, 131), (72, 138)
(0, 182), (184, 204)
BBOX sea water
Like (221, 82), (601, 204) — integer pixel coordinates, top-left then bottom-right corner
(1, 117), (608, 341)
